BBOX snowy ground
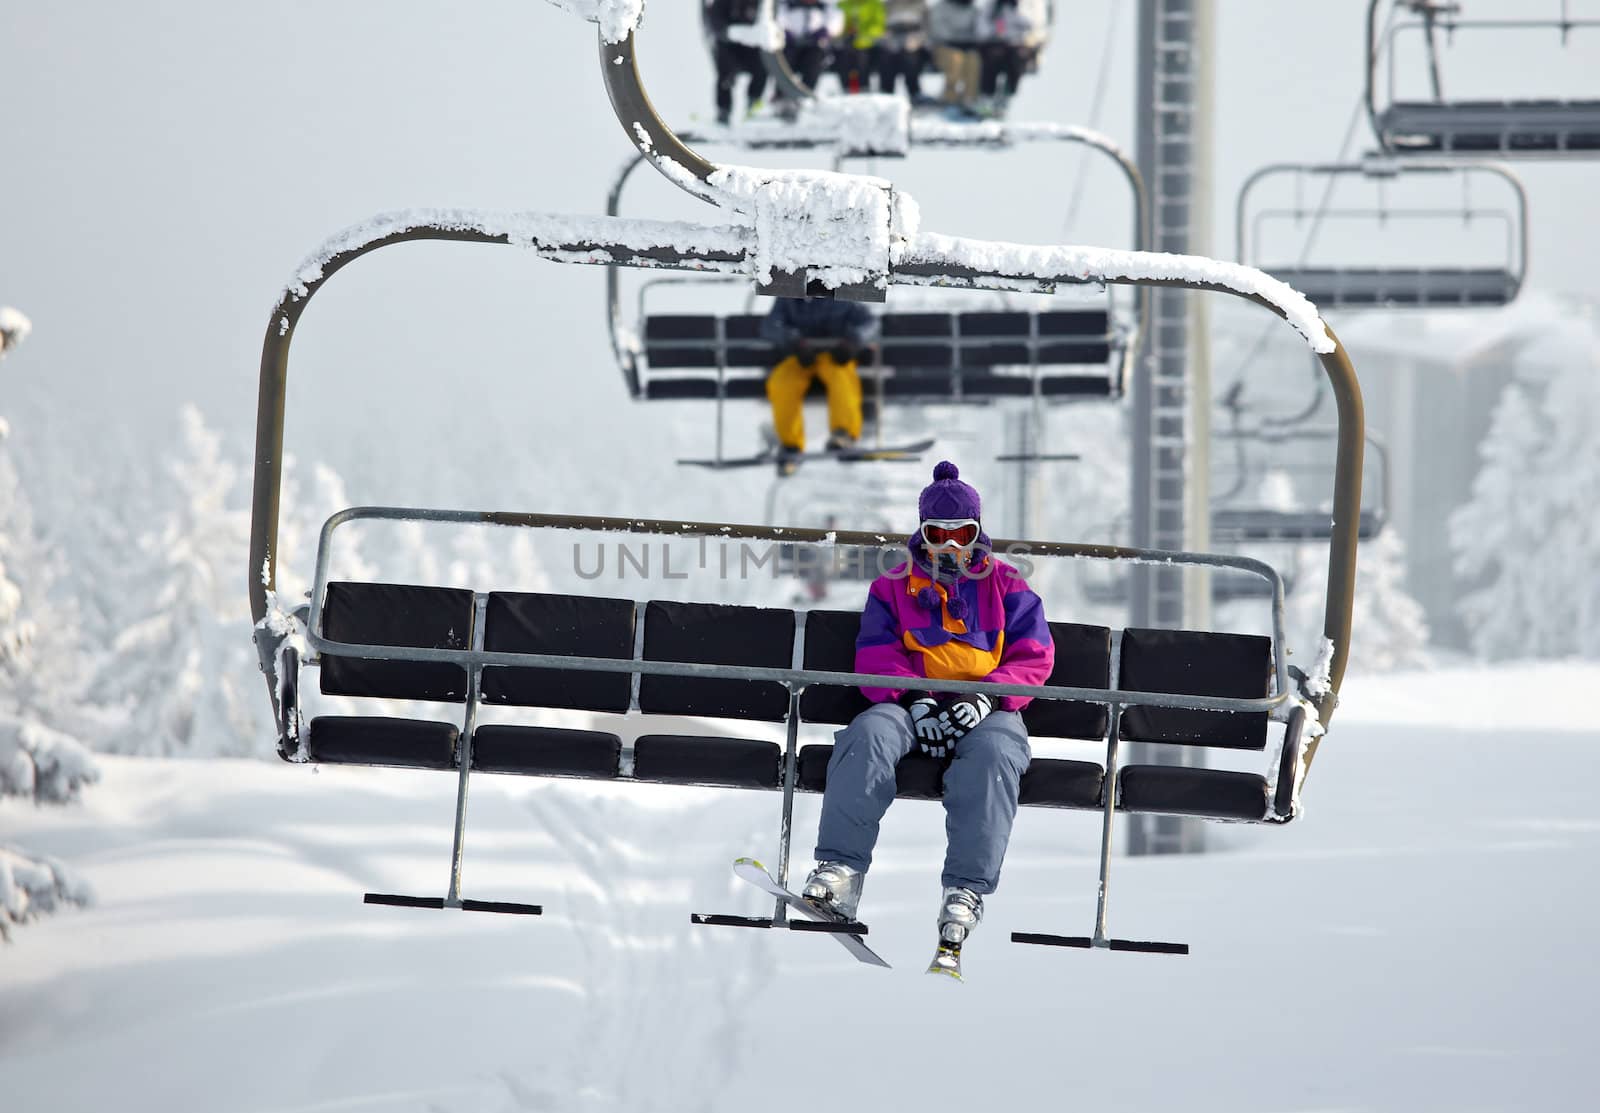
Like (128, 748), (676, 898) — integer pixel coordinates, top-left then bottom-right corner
(3, 663), (1596, 1113)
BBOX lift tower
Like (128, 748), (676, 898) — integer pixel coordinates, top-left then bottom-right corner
(1129, 0), (1215, 855)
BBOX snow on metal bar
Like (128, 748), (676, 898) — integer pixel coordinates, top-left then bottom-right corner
(897, 232), (1337, 353)
(909, 118), (1126, 153)
(706, 165), (910, 290)
(545, 0), (645, 44)
(282, 209), (752, 302)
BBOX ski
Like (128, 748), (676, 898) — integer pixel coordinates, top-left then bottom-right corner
(926, 938), (964, 981)
(678, 437), (935, 470)
(732, 857), (891, 968)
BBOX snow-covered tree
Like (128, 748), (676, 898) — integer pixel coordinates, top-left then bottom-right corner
(95, 405), (261, 756)
(0, 306), (30, 357)
(0, 308), (99, 938)
(1451, 341), (1600, 660)
(272, 454), (379, 607)
(1287, 527), (1431, 673)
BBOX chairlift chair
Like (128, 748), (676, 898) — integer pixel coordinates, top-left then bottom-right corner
(249, 0), (1366, 958)
(1211, 427), (1392, 544)
(607, 121), (1148, 467)
(1367, 0), (1600, 156)
(1236, 159), (1528, 310)
(707, 0), (1059, 124)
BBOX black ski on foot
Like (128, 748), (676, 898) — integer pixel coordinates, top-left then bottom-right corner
(679, 438), (935, 470)
(732, 857), (891, 968)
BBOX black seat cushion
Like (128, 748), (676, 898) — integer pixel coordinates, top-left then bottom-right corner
(471, 725), (621, 779)
(1118, 765), (1268, 821)
(633, 735), (781, 789)
(1021, 622), (1112, 740)
(1018, 758), (1105, 808)
(319, 582), (474, 702)
(638, 601), (793, 721)
(481, 592), (636, 712)
(307, 716), (459, 771)
(1118, 627), (1272, 750)
(798, 609), (875, 725)
(644, 315), (717, 340)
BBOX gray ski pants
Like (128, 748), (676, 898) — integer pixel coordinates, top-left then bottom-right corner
(812, 702), (1032, 894)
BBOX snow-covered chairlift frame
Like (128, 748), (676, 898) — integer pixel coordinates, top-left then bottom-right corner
(1366, 0), (1600, 157)
(1236, 159), (1528, 309)
(247, 1), (1364, 953)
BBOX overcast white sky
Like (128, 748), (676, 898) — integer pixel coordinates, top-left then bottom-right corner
(1, 1), (1595, 520)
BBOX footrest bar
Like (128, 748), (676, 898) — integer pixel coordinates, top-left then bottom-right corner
(461, 898), (543, 916)
(1011, 931), (1188, 955)
(790, 918), (869, 935)
(692, 913), (775, 929)
(365, 893), (542, 915)
(365, 892), (444, 909)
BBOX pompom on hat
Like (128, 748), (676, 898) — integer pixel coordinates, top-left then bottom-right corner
(918, 460), (982, 522)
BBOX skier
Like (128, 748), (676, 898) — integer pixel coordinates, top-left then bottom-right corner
(978, 0), (1047, 112)
(929, 0), (982, 116)
(761, 296), (877, 476)
(833, 0), (887, 93)
(775, 0), (841, 112)
(706, 0), (770, 124)
(878, 0), (932, 102)
(802, 461), (1055, 961)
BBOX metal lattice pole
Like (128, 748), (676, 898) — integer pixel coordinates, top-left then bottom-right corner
(1129, 0), (1214, 856)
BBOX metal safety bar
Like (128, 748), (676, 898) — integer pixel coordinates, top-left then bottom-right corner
(300, 505), (1293, 718)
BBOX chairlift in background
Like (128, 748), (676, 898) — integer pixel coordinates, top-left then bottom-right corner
(702, 0), (1060, 124)
(1367, 0), (1600, 156)
(249, 0), (1367, 959)
(606, 122), (1148, 468)
(1236, 158), (1528, 309)
(1210, 427), (1392, 545)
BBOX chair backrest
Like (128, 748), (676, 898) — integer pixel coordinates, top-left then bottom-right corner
(797, 609), (874, 725)
(1020, 621), (1113, 740)
(319, 581), (474, 702)
(481, 591), (636, 712)
(643, 310), (1113, 371)
(638, 600), (794, 721)
(1117, 627), (1273, 750)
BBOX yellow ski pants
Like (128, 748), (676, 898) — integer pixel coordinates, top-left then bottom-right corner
(766, 352), (864, 451)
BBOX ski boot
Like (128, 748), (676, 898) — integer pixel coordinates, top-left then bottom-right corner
(775, 445), (803, 478)
(801, 861), (864, 921)
(928, 886), (983, 981)
(825, 429), (858, 453)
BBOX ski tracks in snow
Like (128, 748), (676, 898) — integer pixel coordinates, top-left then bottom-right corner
(504, 782), (774, 1113)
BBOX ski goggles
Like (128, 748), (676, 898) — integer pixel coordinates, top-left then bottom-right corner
(919, 518), (981, 548)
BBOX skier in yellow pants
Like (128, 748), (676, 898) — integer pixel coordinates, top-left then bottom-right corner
(761, 296), (878, 477)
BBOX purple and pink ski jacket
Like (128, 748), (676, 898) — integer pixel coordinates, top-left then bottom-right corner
(854, 546), (1055, 711)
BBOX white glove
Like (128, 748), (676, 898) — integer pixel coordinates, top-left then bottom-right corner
(940, 693), (994, 738)
(905, 695), (954, 758)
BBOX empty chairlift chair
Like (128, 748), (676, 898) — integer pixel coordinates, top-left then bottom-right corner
(1367, 0), (1600, 156)
(1235, 160), (1528, 310)
(1210, 427), (1392, 544)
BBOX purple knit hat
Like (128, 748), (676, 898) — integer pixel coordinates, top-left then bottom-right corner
(918, 460), (982, 522)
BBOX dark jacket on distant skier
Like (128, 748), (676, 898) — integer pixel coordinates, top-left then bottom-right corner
(707, 0), (764, 37)
(761, 297), (879, 351)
